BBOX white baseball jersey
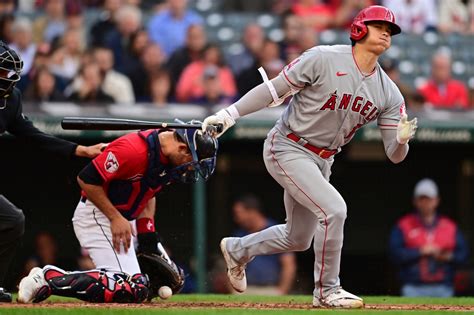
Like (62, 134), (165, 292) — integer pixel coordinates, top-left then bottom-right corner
(277, 45), (404, 150)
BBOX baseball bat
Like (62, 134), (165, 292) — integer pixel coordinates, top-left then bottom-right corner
(61, 117), (205, 131)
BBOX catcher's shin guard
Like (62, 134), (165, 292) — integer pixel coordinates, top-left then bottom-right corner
(43, 266), (150, 303)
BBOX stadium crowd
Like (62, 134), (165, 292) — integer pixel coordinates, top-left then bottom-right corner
(0, 0), (472, 111)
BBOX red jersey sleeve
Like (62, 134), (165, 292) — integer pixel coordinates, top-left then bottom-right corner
(92, 135), (140, 182)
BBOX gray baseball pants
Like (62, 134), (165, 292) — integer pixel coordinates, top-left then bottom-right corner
(225, 127), (347, 298)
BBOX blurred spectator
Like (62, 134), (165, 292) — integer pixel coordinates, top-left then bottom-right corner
(272, 0), (295, 15)
(438, 0), (469, 34)
(389, 178), (469, 297)
(237, 39), (284, 96)
(22, 231), (59, 276)
(383, 0), (438, 34)
(380, 58), (416, 106)
(470, 0), (474, 33)
(28, 43), (52, 75)
(298, 26), (318, 51)
(24, 66), (66, 103)
(48, 28), (84, 81)
(279, 13), (304, 62)
(33, 0), (67, 44)
(148, 69), (172, 107)
(93, 46), (135, 104)
(418, 51), (469, 109)
(231, 194), (296, 295)
(291, 0), (334, 32)
(129, 43), (166, 101)
(176, 44), (236, 102)
(166, 24), (207, 97)
(65, 62), (115, 104)
(119, 27), (149, 76)
(0, 0), (15, 14)
(89, 0), (123, 47)
(330, 0), (374, 29)
(221, 0), (274, 12)
(0, 13), (14, 44)
(103, 4), (143, 74)
(9, 17), (37, 91)
(190, 66), (233, 106)
(379, 59), (429, 117)
(147, 0), (203, 57)
(227, 23), (265, 76)
(65, 0), (85, 38)
(17, 0), (35, 13)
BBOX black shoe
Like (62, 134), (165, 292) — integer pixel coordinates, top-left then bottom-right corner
(0, 287), (12, 303)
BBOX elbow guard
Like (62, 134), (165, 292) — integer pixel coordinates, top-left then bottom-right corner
(258, 67), (293, 107)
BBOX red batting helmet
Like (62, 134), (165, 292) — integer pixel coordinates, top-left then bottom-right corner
(350, 5), (401, 41)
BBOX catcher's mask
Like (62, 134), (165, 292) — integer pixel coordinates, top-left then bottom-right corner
(171, 119), (218, 184)
(0, 41), (23, 99)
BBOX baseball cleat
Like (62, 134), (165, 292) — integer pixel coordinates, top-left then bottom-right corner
(220, 238), (247, 293)
(313, 287), (364, 308)
(17, 267), (50, 303)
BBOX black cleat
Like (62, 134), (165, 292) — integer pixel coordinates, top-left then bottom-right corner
(0, 288), (12, 303)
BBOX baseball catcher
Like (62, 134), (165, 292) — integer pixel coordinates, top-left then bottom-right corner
(17, 122), (218, 303)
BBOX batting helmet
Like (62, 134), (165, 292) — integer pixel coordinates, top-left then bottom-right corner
(350, 5), (401, 41)
(0, 41), (23, 98)
(173, 120), (219, 183)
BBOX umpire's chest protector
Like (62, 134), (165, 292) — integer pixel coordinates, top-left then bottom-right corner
(107, 130), (172, 220)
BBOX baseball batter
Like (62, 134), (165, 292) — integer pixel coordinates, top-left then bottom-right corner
(202, 6), (417, 308)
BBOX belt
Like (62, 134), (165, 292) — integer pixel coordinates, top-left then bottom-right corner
(80, 196), (87, 203)
(287, 133), (337, 159)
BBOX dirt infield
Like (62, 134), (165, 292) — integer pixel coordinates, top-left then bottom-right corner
(1, 301), (473, 311)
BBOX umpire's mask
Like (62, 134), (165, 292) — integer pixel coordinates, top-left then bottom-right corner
(0, 41), (23, 99)
(171, 120), (218, 184)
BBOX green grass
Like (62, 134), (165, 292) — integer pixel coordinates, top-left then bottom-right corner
(1, 294), (473, 315)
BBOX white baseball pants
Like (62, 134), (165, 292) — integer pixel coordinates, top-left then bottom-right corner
(72, 199), (141, 275)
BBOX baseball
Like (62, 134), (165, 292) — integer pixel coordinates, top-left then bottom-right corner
(158, 286), (172, 299)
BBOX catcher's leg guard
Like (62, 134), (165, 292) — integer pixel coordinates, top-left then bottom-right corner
(43, 266), (149, 303)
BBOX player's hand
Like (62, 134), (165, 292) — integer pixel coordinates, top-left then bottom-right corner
(420, 244), (440, 256)
(75, 143), (108, 158)
(434, 250), (453, 262)
(396, 114), (417, 145)
(110, 215), (134, 253)
(202, 108), (235, 138)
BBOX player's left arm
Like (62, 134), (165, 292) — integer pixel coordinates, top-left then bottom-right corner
(379, 107), (417, 164)
(136, 197), (158, 254)
(135, 198), (185, 296)
(378, 85), (417, 163)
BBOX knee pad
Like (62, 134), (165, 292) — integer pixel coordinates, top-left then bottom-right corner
(44, 266), (150, 303)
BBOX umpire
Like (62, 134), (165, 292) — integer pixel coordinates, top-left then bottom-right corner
(0, 41), (104, 302)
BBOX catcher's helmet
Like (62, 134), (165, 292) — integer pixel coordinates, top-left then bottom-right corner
(173, 120), (219, 183)
(350, 5), (401, 41)
(0, 41), (23, 98)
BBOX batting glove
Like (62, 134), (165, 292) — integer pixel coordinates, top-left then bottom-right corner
(396, 114), (418, 144)
(202, 108), (236, 138)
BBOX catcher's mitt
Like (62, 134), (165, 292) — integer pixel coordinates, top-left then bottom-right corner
(137, 252), (185, 298)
